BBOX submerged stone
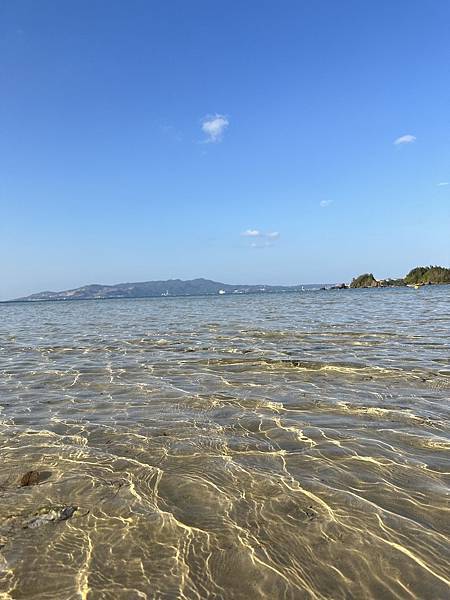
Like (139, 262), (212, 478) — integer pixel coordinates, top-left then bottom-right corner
(19, 470), (51, 487)
(23, 506), (78, 529)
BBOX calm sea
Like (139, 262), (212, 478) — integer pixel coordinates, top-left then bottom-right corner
(0, 288), (449, 599)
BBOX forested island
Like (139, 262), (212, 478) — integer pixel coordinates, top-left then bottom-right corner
(350, 266), (450, 288)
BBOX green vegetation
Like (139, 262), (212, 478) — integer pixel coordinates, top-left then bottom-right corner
(379, 278), (406, 287)
(404, 266), (450, 285)
(350, 273), (378, 288)
(350, 265), (450, 288)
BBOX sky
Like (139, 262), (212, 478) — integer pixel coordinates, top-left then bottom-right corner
(1, 0), (449, 299)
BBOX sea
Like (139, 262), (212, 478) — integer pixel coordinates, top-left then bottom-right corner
(0, 287), (449, 599)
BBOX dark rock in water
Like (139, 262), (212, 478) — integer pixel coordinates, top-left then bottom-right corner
(19, 470), (52, 487)
(330, 283), (348, 290)
(59, 506), (77, 521)
(19, 471), (39, 486)
(23, 505), (78, 529)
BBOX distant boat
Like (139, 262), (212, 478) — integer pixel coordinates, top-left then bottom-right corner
(218, 289), (226, 295)
(406, 284), (422, 289)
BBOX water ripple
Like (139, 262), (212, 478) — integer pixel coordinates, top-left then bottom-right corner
(0, 289), (449, 598)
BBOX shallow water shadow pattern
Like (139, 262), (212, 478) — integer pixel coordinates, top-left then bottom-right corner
(0, 288), (449, 598)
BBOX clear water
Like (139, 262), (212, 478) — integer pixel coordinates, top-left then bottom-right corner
(0, 288), (449, 599)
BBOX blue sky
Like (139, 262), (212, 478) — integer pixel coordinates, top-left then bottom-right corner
(1, 0), (449, 299)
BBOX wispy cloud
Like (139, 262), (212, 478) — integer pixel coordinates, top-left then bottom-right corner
(394, 134), (416, 145)
(241, 229), (280, 247)
(319, 200), (333, 208)
(437, 182), (449, 186)
(201, 114), (229, 143)
(241, 229), (279, 239)
(242, 229), (261, 237)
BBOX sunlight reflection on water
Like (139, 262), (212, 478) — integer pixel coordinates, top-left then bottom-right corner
(0, 288), (449, 598)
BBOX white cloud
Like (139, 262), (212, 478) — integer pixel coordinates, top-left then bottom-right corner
(319, 200), (333, 207)
(394, 134), (416, 145)
(241, 229), (280, 238)
(201, 114), (229, 143)
(241, 229), (280, 247)
(437, 182), (449, 186)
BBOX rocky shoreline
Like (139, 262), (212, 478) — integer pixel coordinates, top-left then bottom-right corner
(332, 265), (450, 289)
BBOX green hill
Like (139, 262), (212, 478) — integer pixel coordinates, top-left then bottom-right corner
(404, 266), (450, 285)
(350, 273), (378, 288)
(350, 265), (450, 288)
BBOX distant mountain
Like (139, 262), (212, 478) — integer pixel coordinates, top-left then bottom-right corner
(11, 278), (322, 302)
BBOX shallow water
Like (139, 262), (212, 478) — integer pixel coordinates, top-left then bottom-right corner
(0, 287), (449, 599)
